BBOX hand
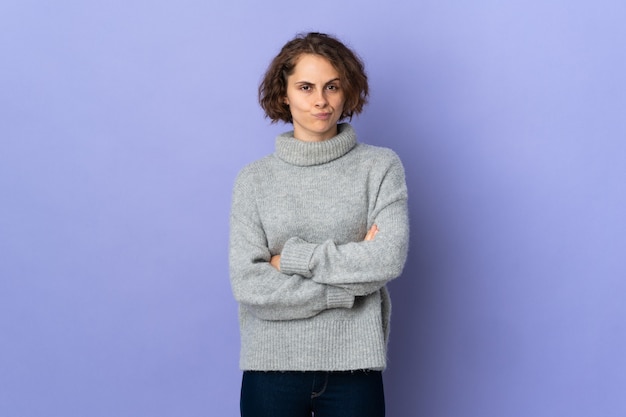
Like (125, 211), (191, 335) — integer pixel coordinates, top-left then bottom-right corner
(270, 255), (281, 271)
(364, 224), (378, 241)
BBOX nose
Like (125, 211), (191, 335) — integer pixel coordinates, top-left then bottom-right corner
(314, 90), (328, 107)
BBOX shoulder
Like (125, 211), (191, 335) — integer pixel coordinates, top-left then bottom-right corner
(233, 155), (275, 187)
(355, 143), (402, 160)
(351, 143), (405, 170)
(351, 144), (407, 194)
(231, 155), (278, 215)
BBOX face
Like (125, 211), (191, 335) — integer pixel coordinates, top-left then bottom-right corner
(284, 54), (346, 142)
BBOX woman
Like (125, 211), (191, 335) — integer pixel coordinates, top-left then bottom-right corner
(229, 32), (409, 417)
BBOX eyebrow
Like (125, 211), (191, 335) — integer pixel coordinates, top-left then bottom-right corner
(294, 78), (341, 85)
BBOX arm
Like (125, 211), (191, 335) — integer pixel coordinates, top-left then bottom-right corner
(278, 155), (409, 296)
(229, 168), (355, 321)
(270, 224), (378, 270)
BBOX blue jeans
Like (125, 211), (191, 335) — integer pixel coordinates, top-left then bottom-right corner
(240, 370), (385, 417)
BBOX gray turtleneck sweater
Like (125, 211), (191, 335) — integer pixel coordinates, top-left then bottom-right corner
(229, 123), (409, 371)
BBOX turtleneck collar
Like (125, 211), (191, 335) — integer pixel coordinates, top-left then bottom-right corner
(274, 123), (357, 167)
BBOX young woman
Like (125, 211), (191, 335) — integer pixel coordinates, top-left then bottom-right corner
(229, 32), (409, 417)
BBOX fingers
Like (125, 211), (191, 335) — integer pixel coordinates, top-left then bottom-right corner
(364, 224), (379, 241)
(270, 255), (281, 271)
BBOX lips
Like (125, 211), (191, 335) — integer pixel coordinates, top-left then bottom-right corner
(313, 112), (331, 120)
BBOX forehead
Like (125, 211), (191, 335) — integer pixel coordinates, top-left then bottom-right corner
(290, 54), (340, 80)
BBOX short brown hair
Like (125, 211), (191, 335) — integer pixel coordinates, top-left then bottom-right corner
(259, 32), (369, 123)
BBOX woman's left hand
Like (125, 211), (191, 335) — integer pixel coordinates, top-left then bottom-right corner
(270, 255), (281, 271)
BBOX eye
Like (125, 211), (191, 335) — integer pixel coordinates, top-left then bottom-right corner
(299, 84), (311, 91)
(326, 84), (339, 91)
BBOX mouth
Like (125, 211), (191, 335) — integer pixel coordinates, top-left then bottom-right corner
(313, 112), (332, 120)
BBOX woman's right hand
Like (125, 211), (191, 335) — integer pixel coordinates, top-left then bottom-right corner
(364, 224), (378, 241)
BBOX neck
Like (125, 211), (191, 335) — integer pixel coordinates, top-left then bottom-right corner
(293, 125), (338, 142)
(274, 123), (357, 167)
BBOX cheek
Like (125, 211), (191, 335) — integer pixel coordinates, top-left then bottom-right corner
(334, 95), (346, 109)
(289, 96), (308, 111)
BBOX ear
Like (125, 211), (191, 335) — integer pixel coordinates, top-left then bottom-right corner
(283, 96), (289, 105)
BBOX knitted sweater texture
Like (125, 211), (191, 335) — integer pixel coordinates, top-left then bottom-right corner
(229, 123), (409, 371)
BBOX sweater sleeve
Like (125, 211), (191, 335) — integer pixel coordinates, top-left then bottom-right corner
(279, 154), (409, 296)
(229, 167), (355, 321)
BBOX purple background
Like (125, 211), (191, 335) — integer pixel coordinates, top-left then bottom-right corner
(2, 1), (625, 416)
